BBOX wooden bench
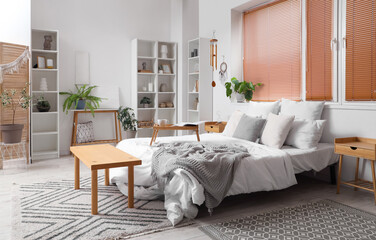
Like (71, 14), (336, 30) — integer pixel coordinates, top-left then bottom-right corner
(70, 144), (142, 214)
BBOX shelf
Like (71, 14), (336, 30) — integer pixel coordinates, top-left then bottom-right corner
(32, 111), (58, 115)
(188, 110), (199, 112)
(189, 72), (199, 75)
(32, 68), (58, 72)
(138, 108), (156, 110)
(32, 49), (58, 54)
(158, 57), (175, 61)
(138, 56), (156, 60)
(158, 73), (175, 76)
(159, 108), (175, 110)
(188, 56), (199, 60)
(138, 92), (156, 94)
(138, 73), (155, 75)
(32, 131), (58, 136)
(158, 92), (175, 94)
(188, 92), (199, 94)
(33, 150), (59, 157)
(32, 91), (58, 93)
(138, 127), (153, 130)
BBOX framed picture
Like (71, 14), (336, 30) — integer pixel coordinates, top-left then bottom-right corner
(162, 64), (171, 74)
(37, 56), (46, 69)
(46, 59), (54, 69)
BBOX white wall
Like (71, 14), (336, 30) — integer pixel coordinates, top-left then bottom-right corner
(199, 0), (376, 182)
(32, 0), (172, 155)
(0, 0), (31, 46)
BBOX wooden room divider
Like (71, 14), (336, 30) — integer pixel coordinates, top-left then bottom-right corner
(0, 42), (30, 168)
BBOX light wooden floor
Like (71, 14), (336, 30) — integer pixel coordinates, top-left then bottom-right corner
(1, 156), (376, 240)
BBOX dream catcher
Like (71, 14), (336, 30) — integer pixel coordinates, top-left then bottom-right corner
(218, 56), (228, 85)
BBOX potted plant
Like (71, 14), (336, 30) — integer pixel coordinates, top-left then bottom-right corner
(60, 84), (103, 116)
(140, 97), (151, 108)
(118, 106), (138, 139)
(35, 95), (50, 112)
(225, 77), (262, 102)
(0, 85), (31, 143)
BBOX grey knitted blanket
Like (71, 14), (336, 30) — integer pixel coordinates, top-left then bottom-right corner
(151, 142), (251, 209)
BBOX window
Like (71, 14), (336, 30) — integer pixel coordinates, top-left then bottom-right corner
(306, 0), (334, 101)
(345, 0), (376, 101)
(243, 0), (301, 101)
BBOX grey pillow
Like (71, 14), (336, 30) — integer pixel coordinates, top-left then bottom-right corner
(232, 114), (266, 142)
(76, 121), (94, 144)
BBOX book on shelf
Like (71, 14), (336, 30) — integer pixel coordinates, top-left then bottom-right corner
(173, 121), (205, 127)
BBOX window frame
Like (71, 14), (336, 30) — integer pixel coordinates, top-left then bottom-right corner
(241, 0), (376, 109)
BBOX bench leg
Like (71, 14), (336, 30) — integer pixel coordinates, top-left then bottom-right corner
(337, 155), (343, 194)
(196, 130), (200, 142)
(105, 168), (109, 186)
(128, 165), (134, 208)
(92, 170), (98, 215)
(74, 156), (80, 189)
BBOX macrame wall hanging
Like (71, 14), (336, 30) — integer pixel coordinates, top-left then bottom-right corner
(0, 47), (30, 83)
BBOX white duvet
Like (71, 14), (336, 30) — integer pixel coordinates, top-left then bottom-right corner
(110, 133), (298, 225)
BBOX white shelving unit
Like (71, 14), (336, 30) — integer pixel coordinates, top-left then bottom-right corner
(187, 38), (212, 124)
(131, 39), (177, 138)
(31, 29), (59, 160)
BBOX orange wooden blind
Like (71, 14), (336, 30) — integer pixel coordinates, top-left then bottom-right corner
(243, 0), (301, 101)
(306, 0), (333, 101)
(346, 0), (376, 101)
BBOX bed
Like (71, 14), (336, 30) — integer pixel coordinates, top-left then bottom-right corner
(110, 133), (338, 225)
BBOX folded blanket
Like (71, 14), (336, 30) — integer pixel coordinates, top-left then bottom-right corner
(151, 142), (251, 209)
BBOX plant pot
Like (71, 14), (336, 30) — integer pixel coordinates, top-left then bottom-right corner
(143, 103), (149, 108)
(125, 130), (137, 139)
(37, 104), (50, 112)
(76, 99), (86, 109)
(0, 124), (24, 143)
(236, 93), (245, 103)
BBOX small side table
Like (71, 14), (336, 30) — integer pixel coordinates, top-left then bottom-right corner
(150, 124), (200, 146)
(335, 137), (376, 204)
(205, 121), (227, 133)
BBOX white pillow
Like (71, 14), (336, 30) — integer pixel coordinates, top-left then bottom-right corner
(260, 113), (295, 149)
(285, 119), (326, 149)
(280, 99), (324, 120)
(247, 101), (280, 118)
(223, 110), (244, 137)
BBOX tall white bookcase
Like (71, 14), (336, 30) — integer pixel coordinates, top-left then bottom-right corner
(31, 29), (59, 160)
(131, 39), (177, 137)
(187, 38), (212, 123)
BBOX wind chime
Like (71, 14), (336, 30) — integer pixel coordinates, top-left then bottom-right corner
(210, 31), (218, 87)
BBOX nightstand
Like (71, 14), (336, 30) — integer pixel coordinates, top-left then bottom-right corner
(204, 121), (227, 133)
(335, 137), (376, 204)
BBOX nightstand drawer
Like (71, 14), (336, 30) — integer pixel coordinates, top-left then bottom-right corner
(335, 144), (375, 160)
(204, 122), (226, 133)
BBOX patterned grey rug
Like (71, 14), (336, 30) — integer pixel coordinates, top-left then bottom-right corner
(12, 176), (190, 240)
(200, 199), (376, 240)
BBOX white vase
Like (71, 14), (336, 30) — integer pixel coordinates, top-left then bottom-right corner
(125, 130), (137, 139)
(148, 82), (153, 92)
(40, 77), (48, 91)
(236, 93), (245, 103)
(161, 45), (168, 58)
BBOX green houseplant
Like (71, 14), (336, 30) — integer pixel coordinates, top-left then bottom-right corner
(225, 77), (262, 102)
(35, 95), (50, 112)
(118, 106), (138, 138)
(0, 85), (31, 143)
(140, 96), (151, 108)
(60, 84), (103, 116)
